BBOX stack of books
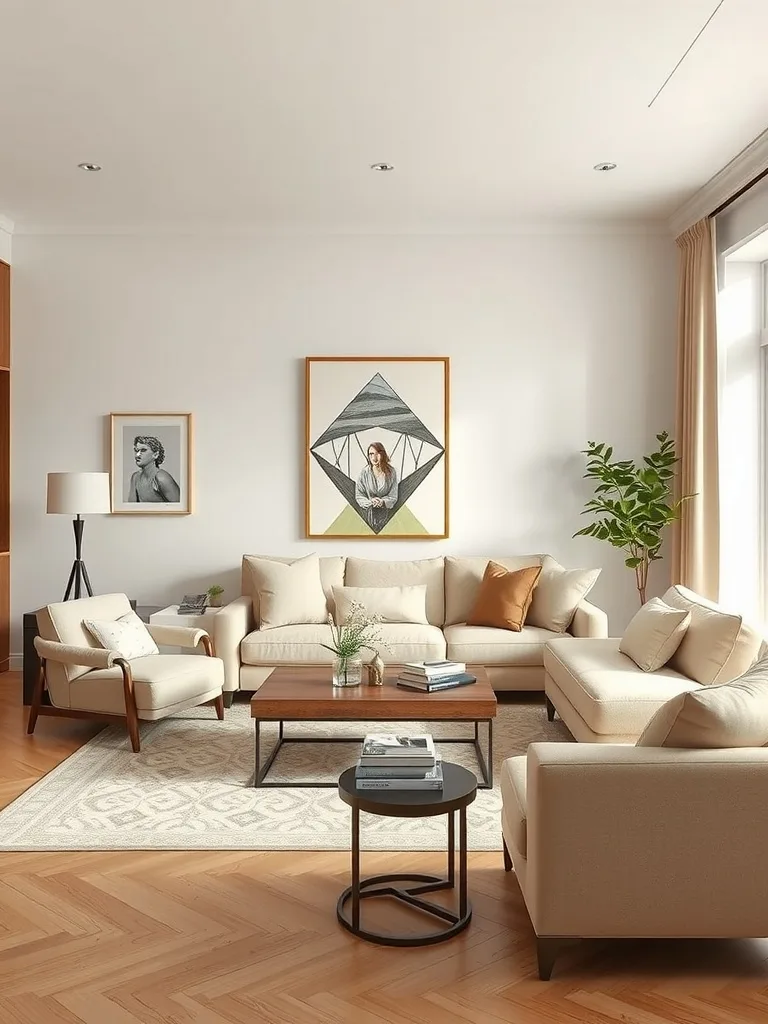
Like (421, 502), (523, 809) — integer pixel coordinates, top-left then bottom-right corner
(397, 660), (477, 692)
(355, 733), (442, 790)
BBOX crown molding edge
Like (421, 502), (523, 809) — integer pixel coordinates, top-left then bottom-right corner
(669, 128), (768, 237)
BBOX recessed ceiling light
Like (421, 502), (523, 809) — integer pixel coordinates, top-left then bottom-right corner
(593, 162), (617, 172)
(370, 162), (394, 172)
(77, 162), (102, 172)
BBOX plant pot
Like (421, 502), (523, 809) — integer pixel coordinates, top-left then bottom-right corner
(332, 656), (362, 688)
(208, 595), (223, 608)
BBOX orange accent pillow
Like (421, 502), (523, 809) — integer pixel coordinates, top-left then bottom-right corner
(466, 561), (542, 632)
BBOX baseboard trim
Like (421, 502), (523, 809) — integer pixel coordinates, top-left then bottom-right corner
(9, 654), (22, 671)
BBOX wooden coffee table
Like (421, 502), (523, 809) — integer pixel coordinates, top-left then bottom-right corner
(249, 665), (496, 789)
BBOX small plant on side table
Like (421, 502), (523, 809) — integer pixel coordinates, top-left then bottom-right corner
(206, 585), (225, 608)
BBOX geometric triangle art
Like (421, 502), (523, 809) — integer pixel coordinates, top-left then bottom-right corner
(310, 373), (445, 534)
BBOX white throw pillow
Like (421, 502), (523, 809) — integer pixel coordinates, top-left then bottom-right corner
(247, 552), (328, 630)
(526, 555), (600, 633)
(619, 597), (692, 672)
(83, 611), (159, 659)
(332, 585), (429, 625)
(637, 656), (768, 748)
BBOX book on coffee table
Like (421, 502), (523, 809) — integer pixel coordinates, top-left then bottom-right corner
(360, 733), (436, 766)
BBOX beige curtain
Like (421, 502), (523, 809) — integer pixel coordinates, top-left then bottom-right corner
(672, 217), (719, 599)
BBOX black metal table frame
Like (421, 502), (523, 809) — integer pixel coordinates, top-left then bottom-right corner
(336, 802), (470, 946)
(253, 717), (494, 789)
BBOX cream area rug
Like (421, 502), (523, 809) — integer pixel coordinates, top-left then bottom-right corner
(0, 700), (571, 852)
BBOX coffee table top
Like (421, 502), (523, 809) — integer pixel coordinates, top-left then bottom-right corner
(250, 665), (496, 720)
(338, 761), (478, 818)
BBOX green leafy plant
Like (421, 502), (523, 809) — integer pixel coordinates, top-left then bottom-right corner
(321, 603), (388, 662)
(574, 431), (694, 604)
(206, 585), (224, 598)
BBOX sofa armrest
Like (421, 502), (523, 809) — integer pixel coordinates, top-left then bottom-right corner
(523, 742), (768, 938)
(213, 596), (253, 693)
(33, 636), (119, 670)
(569, 599), (608, 638)
(146, 623), (210, 650)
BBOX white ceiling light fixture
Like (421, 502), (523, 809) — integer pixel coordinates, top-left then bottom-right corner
(77, 162), (102, 172)
(370, 162), (394, 172)
(593, 162), (617, 171)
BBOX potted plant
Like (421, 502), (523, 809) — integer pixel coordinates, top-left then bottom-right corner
(574, 431), (694, 605)
(206, 585), (225, 608)
(322, 603), (388, 687)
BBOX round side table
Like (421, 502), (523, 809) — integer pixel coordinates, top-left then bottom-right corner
(336, 761), (477, 946)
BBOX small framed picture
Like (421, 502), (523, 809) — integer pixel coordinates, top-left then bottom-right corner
(109, 413), (193, 515)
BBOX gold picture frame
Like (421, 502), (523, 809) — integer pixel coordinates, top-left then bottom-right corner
(109, 412), (194, 515)
(305, 356), (450, 539)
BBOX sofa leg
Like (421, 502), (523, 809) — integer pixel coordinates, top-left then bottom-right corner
(545, 696), (556, 722)
(222, 692), (234, 709)
(502, 837), (512, 872)
(536, 937), (563, 981)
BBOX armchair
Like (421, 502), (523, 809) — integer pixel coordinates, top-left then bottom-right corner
(28, 593), (225, 752)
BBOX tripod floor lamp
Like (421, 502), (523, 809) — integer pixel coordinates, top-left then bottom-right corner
(46, 472), (111, 601)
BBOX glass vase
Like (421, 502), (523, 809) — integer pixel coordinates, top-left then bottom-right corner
(332, 655), (362, 688)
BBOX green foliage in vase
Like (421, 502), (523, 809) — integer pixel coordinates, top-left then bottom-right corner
(322, 603), (389, 661)
(574, 431), (694, 604)
(206, 585), (224, 598)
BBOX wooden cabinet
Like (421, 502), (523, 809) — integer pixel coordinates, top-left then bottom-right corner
(0, 260), (9, 671)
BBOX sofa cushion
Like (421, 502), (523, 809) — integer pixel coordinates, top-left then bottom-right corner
(444, 555), (543, 627)
(619, 597), (692, 672)
(527, 555), (601, 633)
(332, 584), (428, 625)
(544, 637), (700, 737)
(344, 557), (445, 626)
(662, 585), (763, 685)
(74, 654), (224, 713)
(241, 623), (446, 666)
(445, 623), (560, 667)
(500, 756), (528, 856)
(467, 562), (542, 632)
(245, 553), (328, 629)
(242, 555), (345, 623)
(637, 656), (768, 748)
(83, 610), (160, 660)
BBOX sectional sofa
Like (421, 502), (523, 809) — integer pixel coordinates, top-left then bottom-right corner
(213, 553), (608, 700)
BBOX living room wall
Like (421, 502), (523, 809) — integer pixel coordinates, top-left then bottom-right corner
(9, 230), (676, 657)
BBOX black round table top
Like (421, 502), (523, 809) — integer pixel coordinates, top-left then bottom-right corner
(338, 761), (478, 818)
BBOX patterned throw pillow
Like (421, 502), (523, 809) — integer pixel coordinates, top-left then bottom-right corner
(83, 611), (159, 660)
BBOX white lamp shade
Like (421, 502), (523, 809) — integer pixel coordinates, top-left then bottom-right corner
(46, 472), (111, 514)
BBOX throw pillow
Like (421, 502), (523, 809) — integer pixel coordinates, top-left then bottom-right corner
(619, 597), (692, 672)
(332, 585), (429, 625)
(83, 611), (159, 660)
(526, 555), (600, 633)
(637, 655), (768, 748)
(246, 552), (327, 630)
(466, 561), (542, 632)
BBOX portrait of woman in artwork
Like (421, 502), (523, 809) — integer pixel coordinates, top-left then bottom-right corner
(355, 441), (399, 532)
(128, 435), (181, 503)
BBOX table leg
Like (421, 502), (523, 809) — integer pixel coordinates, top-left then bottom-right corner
(459, 806), (468, 919)
(254, 719), (260, 787)
(447, 810), (455, 886)
(352, 806), (360, 931)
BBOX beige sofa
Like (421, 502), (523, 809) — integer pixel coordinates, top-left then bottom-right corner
(213, 554), (608, 700)
(502, 584), (768, 978)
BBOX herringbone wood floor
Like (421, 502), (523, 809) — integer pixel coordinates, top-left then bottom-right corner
(1, 674), (767, 1023)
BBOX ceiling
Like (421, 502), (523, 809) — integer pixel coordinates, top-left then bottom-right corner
(1, 0), (768, 232)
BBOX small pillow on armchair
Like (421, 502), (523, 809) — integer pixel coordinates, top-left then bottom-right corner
(619, 597), (691, 672)
(83, 611), (159, 660)
(466, 561), (542, 632)
(637, 656), (768, 748)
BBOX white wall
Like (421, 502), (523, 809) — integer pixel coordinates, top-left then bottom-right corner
(10, 231), (677, 655)
(0, 227), (10, 264)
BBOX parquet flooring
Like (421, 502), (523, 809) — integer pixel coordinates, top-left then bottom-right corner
(1, 674), (767, 1023)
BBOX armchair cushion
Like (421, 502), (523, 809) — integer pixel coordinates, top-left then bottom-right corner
(37, 593), (134, 682)
(76, 654), (225, 717)
(34, 636), (119, 670)
(83, 611), (159, 660)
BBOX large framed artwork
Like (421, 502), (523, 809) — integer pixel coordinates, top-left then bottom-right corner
(109, 412), (193, 515)
(305, 357), (449, 538)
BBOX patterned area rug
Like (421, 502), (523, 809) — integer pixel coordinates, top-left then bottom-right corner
(0, 699), (571, 852)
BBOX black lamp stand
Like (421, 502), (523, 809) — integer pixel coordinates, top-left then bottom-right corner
(63, 514), (94, 601)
